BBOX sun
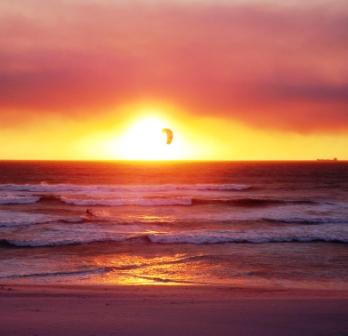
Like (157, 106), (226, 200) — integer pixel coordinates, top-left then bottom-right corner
(114, 116), (186, 160)
(79, 104), (200, 160)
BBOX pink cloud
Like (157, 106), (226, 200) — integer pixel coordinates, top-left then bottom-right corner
(0, 1), (347, 131)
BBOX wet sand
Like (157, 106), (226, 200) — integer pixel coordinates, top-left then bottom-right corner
(1, 285), (348, 336)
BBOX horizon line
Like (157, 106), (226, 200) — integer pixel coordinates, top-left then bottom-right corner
(0, 159), (346, 163)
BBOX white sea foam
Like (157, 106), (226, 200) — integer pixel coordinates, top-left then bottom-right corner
(166, 207), (348, 225)
(148, 225), (348, 244)
(0, 210), (81, 227)
(3, 232), (137, 247)
(61, 197), (193, 206)
(0, 222), (161, 247)
(0, 193), (40, 205)
(3, 222), (348, 247)
(0, 183), (251, 193)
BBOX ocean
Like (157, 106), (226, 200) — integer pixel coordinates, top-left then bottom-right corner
(0, 161), (347, 289)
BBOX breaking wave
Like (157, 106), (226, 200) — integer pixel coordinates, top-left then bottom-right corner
(34, 195), (319, 207)
(148, 226), (348, 244)
(191, 198), (317, 207)
(0, 234), (140, 248)
(0, 210), (82, 228)
(2, 224), (348, 248)
(0, 195), (40, 205)
(0, 183), (252, 193)
(60, 197), (193, 207)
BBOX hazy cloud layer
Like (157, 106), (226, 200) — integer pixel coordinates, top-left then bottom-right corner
(0, 0), (347, 131)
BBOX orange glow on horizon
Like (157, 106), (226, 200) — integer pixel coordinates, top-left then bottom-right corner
(74, 103), (212, 161)
(0, 101), (347, 161)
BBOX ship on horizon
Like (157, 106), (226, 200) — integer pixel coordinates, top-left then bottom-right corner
(316, 158), (338, 162)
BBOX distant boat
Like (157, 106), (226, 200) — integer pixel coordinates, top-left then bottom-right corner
(316, 158), (338, 162)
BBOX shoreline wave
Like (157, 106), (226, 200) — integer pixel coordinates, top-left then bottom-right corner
(1, 225), (348, 248)
(0, 193), (321, 208)
(0, 183), (252, 193)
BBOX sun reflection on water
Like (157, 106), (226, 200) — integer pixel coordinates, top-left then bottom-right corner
(91, 254), (199, 286)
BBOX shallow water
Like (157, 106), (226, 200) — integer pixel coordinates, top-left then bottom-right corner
(0, 161), (347, 288)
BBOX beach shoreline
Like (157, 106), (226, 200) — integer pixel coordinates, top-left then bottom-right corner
(1, 284), (348, 336)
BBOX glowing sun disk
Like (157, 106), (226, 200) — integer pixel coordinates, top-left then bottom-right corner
(115, 116), (183, 160)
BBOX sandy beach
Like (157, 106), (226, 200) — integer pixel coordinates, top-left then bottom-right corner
(1, 285), (348, 336)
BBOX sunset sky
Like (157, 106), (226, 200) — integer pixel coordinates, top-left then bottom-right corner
(0, 0), (347, 160)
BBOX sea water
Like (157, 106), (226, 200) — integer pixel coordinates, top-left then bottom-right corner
(0, 161), (347, 288)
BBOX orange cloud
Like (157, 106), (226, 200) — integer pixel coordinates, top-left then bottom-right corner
(0, 1), (347, 132)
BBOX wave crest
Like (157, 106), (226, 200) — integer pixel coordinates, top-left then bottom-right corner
(148, 226), (348, 244)
(0, 183), (251, 193)
(2, 224), (348, 248)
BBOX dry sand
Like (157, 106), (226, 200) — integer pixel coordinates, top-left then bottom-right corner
(1, 285), (348, 336)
